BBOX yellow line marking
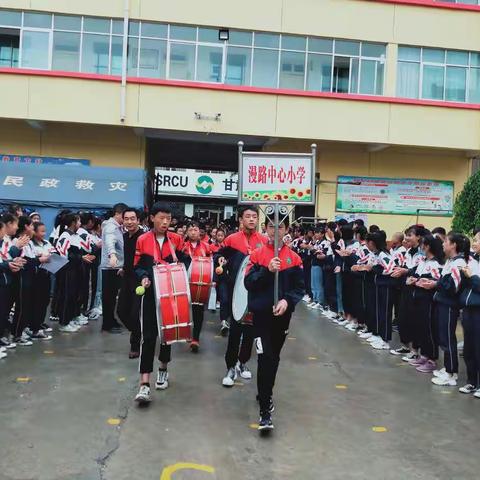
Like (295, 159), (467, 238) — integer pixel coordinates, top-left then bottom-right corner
(372, 426), (388, 433)
(249, 423), (259, 429)
(160, 462), (215, 480)
(288, 337), (297, 340)
(308, 356), (318, 360)
(233, 382), (244, 387)
(395, 363), (408, 366)
(214, 335), (222, 339)
(117, 377), (126, 382)
(107, 418), (121, 426)
(207, 321), (215, 325)
(440, 390), (453, 395)
(16, 377), (31, 383)
(335, 384), (348, 390)
(43, 350), (54, 354)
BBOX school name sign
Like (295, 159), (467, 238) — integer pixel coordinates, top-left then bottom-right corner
(239, 151), (315, 205)
(336, 175), (454, 216)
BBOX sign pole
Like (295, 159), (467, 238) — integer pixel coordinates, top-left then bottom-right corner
(273, 202), (280, 306)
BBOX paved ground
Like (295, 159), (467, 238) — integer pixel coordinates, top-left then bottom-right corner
(0, 305), (478, 480)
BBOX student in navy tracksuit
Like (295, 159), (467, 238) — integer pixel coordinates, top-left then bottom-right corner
(245, 215), (304, 432)
(458, 232), (480, 397)
(431, 232), (470, 387)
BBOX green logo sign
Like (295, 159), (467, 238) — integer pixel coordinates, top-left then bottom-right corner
(196, 175), (214, 195)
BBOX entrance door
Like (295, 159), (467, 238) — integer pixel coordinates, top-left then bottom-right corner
(194, 205), (222, 225)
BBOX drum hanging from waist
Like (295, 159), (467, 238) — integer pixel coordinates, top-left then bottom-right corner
(152, 263), (192, 345)
(232, 256), (252, 325)
(188, 256), (214, 305)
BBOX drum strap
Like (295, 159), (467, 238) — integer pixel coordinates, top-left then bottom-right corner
(152, 232), (178, 264)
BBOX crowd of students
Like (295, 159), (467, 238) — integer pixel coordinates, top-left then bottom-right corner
(291, 219), (480, 396)
(1, 201), (480, 402)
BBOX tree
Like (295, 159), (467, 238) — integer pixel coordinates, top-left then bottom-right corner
(452, 170), (480, 234)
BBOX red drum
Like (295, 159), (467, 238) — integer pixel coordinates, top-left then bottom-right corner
(152, 263), (192, 345)
(188, 256), (214, 305)
(232, 256), (252, 325)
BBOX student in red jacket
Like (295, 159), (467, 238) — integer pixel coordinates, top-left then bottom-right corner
(133, 202), (185, 405)
(217, 205), (268, 387)
(182, 221), (212, 353)
(245, 216), (305, 432)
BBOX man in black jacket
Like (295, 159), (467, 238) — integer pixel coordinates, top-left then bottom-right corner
(244, 216), (304, 432)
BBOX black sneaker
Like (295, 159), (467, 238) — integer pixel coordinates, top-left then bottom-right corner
(30, 330), (53, 341)
(256, 395), (275, 413)
(258, 411), (274, 432)
(41, 323), (53, 333)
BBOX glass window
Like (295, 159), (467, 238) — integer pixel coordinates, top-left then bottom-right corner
(361, 43), (385, 58)
(306, 53), (332, 92)
(81, 33), (110, 74)
(229, 30), (252, 46)
(110, 35), (123, 75)
(0, 31), (19, 67)
(281, 35), (306, 51)
(138, 38), (166, 78)
(169, 42), (195, 80)
(446, 50), (469, 66)
(469, 68), (480, 103)
(127, 37), (139, 76)
(141, 22), (167, 38)
(112, 20), (124, 35)
(332, 56), (351, 93)
(0, 10), (22, 27)
(335, 40), (359, 56)
(350, 58), (359, 93)
(422, 65), (444, 100)
(226, 46), (251, 85)
(129, 21), (139, 36)
(196, 45), (223, 82)
(397, 62), (420, 98)
(52, 31), (80, 71)
(445, 66), (466, 101)
(21, 30), (50, 69)
(24, 12), (51, 29)
(375, 61), (385, 95)
(279, 50), (305, 90)
(254, 33), (279, 49)
(359, 59), (377, 94)
(54, 15), (81, 31)
(471, 53), (480, 67)
(308, 38), (333, 53)
(398, 46), (421, 62)
(84, 17), (110, 34)
(252, 48), (279, 88)
(423, 48), (445, 64)
(198, 27), (221, 44)
(170, 25), (196, 41)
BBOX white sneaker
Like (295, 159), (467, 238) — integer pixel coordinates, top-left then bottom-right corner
(0, 346), (6, 353)
(0, 351), (7, 359)
(357, 326), (368, 334)
(432, 367), (447, 378)
(346, 322), (358, 331)
(474, 389), (480, 399)
(222, 367), (237, 387)
(402, 352), (418, 362)
(372, 340), (390, 350)
(74, 315), (89, 326)
(431, 373), (457, 386)
(135, 385), (151, 404)
(459, 384), (477, 394)
(359, 332), (373, 339)
(88, 309), (101, 320)
(236, 362), (252, 379)
(337, 320), (349, 326)
(367, 335), (381, 344)
(307, 302), (317, 308)
(59, 323), (79, 333)
(302, 295), (311, 302)
(155, 370), (169, 390)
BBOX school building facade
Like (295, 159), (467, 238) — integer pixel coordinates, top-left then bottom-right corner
(0, 0), (479, 232)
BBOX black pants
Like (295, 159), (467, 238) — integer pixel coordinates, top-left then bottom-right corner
(0, 286), (10, 336)
(398, 286), (416, 347)
(323, 267), (337, 311)
(364, 276), (376, 334)
(101, 269), (122, 330)
(342, 271), (356, 317)
(254, 311), (291, 412)
(31, 269), (51, 333)
(139, 291), (171, 374)
(12, 273), (34, 338)
(225, 317), (254, 369)
(303, 260), (312, 297)
(412, 292), (438, 360)
(57, 264), (80, 326)
(79, 262), (91, 315)
(89, 261), (99, 311)
(352, 274), (366, 324)
(435, 303), (459, 374)
(117, 274), (141, 351)
(375, 283), (393, 342)
(217, 281), (230, 321)
(192, 303), (204, 341)
(462, 307), (480, 386)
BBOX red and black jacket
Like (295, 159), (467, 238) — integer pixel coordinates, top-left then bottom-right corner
(217, 231), (267, 286)
(244, 243), (305, 314)
(182, 239), (211, 270)
(134, 231), (185, 282)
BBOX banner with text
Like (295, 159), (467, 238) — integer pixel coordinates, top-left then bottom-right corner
(336, 175), (454, 216)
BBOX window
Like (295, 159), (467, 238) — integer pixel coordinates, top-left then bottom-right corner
(138, 38), (166, 78)
(81, 33), (109, 74)
(252, 48), (279, 88)
(21, 30), (50, 69)
(0, 29), (19, 67)
(226, 46), (251, 85)
(52, 31), (80, 71)
(169, 43), (195, 80)
(397, 45), (480, 103)
(306, 53), (332, 92)
(197, 45), (223, 82)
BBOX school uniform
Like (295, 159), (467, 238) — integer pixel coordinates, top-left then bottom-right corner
(0, 238), (15, 338)
(298, 237), (313, 299)
(31, 239), (56, 334)
(322, 239), (337, 312)
(459, 255), (480, 387)
(77, 226), (94, 317)
(341, 240), (361, 318)
(390, 245), (407, 322)
(433, 255), (466, 374)
(134, 231), (185, 374)
(182, 239), (212, 343)
(333, 238), (345, 314)
(217, 231), (267, 371)
(310, 239), (325, 305)
(244, 243), (304, 414)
